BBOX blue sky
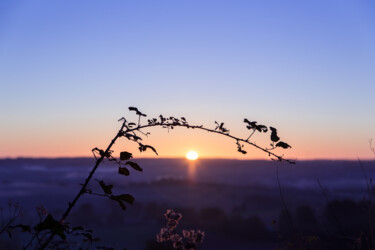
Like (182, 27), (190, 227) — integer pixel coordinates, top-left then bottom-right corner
(1, 0), (375, 159)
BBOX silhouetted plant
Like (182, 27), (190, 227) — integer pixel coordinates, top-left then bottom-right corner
(0, 200), (23, 239)
(157, 209), (205, 250)
(2, 107), (293, 249)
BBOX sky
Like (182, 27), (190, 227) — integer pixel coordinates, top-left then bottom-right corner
(0, 0), (375, 160)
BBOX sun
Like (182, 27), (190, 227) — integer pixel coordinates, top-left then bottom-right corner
(186, 151), (199, 160)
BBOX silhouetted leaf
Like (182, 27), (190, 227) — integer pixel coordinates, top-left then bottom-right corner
(255, 125), (268, 133)
(215, 121), (229, 133)
(35, 214), (66, 240)
(124, 133), (142, 141)
(244, 119), (258, 129)
(126, 161), (143, 172)
(270, 127), (280, 142)
(159, 115), (166, 123)
(93, 147), (111, 158)
(115, 200), (126, 210)
(72, 226), (85, 231)
(219, 122), (224, 130)
(99, 180), (113, 194)
(116, 194), (135, 204)
(128, 106), (146, 117)
(128, 122), (136, 127)
(118, 167), (130, 176)
(214, 121), (219, 130)
(145, 145), (158, 155)
(110, 194), (135, 210)
(238, 148), (247, 154)
(138, 143), (158, 155)
(12, 224), (31, 232)
(276, 141), (291, 149)
(236, 141), (247, 154)
(120, 151), (133, 160)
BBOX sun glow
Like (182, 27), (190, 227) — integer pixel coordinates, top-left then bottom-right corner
(186, 151), (199, 160)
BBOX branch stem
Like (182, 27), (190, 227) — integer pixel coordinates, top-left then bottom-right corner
(40, 121), (127, 249)
(40, 116), (293, 249)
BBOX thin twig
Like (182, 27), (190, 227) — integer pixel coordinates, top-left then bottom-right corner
(276, 165), (294, 232)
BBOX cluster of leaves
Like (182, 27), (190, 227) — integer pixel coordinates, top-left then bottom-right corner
(6, 205), (99, 249)
(127, 107), (292, 162)
(0, 200), (23, 239)
(91, 180), (135, 211)
(233, 119), (291, 156)
(244, 119), (291, 148)
(157, 209), (205, 250)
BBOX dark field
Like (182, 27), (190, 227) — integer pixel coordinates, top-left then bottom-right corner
(1, 158), (375, 249)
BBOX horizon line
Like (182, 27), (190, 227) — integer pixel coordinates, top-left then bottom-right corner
(0, 156), (374, 161)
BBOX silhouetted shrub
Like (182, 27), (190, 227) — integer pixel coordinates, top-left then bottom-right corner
(224, 215), (270, 241)
(199, 207), (227, 229)
(294, 205), (319, 235)
(278, 209), (294, 240)
(324, 199), (367, 236)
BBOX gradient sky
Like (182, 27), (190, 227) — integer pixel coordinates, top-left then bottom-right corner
(1, 0), (375, 160)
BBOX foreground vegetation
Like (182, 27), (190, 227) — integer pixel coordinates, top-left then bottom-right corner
(0, 107), (293, 249)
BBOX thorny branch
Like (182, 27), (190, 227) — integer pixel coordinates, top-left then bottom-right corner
(38, 107), (294, 249)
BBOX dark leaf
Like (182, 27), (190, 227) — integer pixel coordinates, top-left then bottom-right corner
(244, 119), (257, 129)
(120, 151), (133, 160)
(94, 148), (111, 158)
(116, 194), (135, 204)
(128, 122), (136, 127)
(144, 145), (158, 155)
(255, 125), (268, 133)
(129, 106), (146, 117)
(124, 133), (142, 141)
(270, 127), (280, 142)
(221, 127), (229, 133)
(136, 111), (147, 117)
(13, 224), (31, 232)
(99, 180), (113, 194)
(116, 200), (126, 210)
(214, 121), (219, 130)
(219, 122), (224, 130)
(276, 141), (291, 149)
(238, 148), (247, 154)
(110, 194), (134, 210)
(138, 143), (158, 155)
(72, 226), (85, 231)
(236, 141), (247, 154)
(118, 167), (130, 176)
(126, 161), (143, 172)
(159, 115), (166, 122)
(35, 214), (66, 240)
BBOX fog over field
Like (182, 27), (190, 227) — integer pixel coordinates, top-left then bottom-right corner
(1, 158), (375, 249)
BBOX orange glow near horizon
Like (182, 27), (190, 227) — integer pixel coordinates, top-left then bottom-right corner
(0, 120), (374, 160)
